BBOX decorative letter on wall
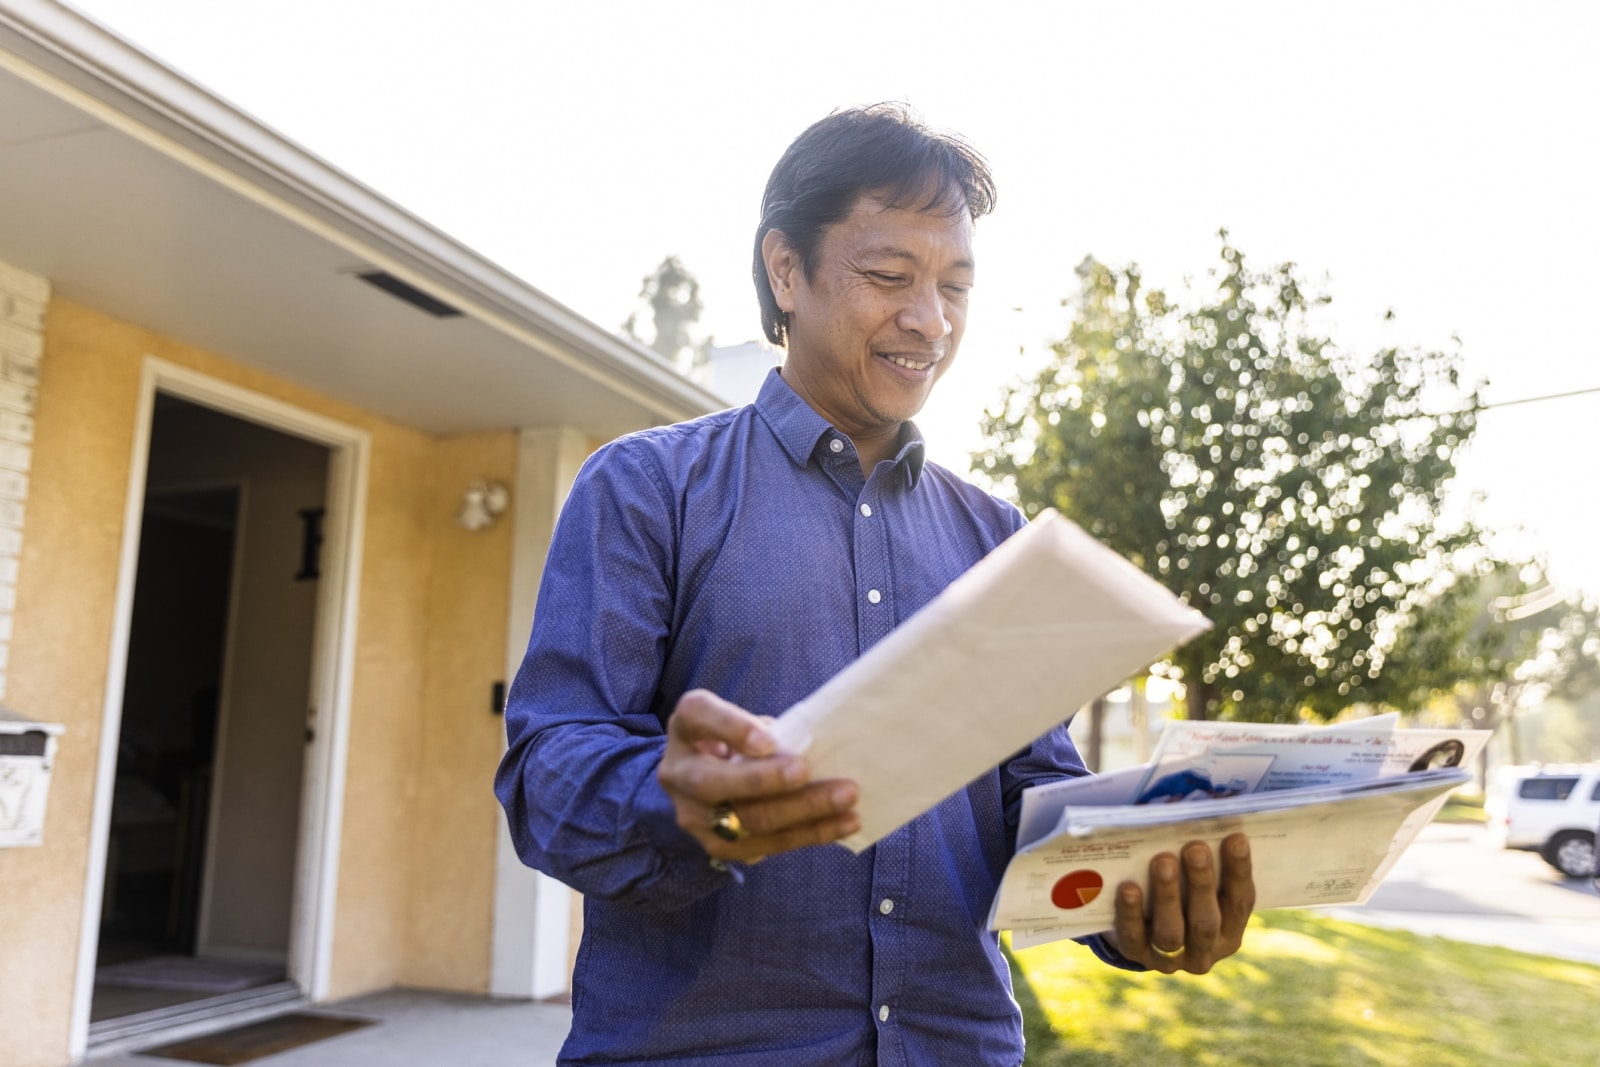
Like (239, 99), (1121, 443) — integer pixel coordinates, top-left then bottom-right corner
(296, 507), (325, 581)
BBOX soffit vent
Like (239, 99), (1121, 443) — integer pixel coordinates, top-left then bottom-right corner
(356, 270), (463, 318)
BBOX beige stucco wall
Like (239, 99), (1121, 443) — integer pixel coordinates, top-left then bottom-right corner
(0, 284), (102, 1067)
(400, 434), (515, 992)
(1, 297), (517, 1066)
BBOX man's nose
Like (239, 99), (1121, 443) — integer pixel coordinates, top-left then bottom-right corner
(896, 282), (952, 341)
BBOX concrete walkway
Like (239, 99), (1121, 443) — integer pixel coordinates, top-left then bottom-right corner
(90, 989), (571, 1067)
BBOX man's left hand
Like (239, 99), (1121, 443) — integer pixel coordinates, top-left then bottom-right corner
(1102, 832), (1255, 974)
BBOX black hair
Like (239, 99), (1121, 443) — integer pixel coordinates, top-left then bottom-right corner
(753, 103), (996, 346)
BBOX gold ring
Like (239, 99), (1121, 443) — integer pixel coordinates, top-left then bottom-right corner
(1151, 943), (1186, 960)
(709, 802), (749, 843)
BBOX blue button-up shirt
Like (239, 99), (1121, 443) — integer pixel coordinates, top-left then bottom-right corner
(497, 370), (1125, 1066)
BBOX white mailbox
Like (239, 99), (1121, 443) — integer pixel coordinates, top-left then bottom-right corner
(1, 707), (64, 848)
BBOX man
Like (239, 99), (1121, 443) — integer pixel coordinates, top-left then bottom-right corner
(496, 104), (1255, 1066)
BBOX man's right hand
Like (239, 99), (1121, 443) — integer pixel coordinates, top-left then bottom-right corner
(658, 689), (859, 862)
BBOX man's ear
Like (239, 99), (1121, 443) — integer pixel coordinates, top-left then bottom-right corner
(762, 230), (800, 314)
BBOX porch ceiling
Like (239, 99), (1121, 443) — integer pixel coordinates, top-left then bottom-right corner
(0, 3), (722, 440)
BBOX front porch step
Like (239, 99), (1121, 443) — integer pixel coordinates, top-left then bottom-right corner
(87, 981), (305, 1058)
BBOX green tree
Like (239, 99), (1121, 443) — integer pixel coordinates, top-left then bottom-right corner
(623, 255), (704, 368)
(1498, 589), (1600, 761)
(1531, 596), (1600, 703)
(1388, 560), (1570, 762)
(1520, 693), (1600, 763)
(1374, 558), (1537, 716)
(1389, 554), (1600, 765)
(975, 236), (1482, 721)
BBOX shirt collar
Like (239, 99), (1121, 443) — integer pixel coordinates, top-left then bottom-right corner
(754, 367), (927, 489)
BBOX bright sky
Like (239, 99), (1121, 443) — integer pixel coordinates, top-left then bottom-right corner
(70, 0), (1600, 598)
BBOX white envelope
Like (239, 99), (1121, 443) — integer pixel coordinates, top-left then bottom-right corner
(769, 508), (1211, 850)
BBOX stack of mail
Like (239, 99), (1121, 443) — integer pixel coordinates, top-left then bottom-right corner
(991, 719), (1489, 946)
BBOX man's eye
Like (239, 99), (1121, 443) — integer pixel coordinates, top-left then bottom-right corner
(869, 272), (906, 284)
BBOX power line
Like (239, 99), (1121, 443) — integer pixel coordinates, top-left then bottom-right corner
(1417, 384), (1600, 421)
(1473, 385), (1600, 413)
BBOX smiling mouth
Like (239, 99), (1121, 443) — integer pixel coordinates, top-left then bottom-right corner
(879, 353), (939, 372)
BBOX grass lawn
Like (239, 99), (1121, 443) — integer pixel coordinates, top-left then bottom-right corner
(1436, 792), (1488, 825)
(1009, 910), (1600, 1066)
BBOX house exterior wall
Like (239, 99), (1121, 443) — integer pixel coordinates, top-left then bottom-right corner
(399, 430), (515, 993)
(0, 262), (73, 1067)
(0, 295), (531, 1066)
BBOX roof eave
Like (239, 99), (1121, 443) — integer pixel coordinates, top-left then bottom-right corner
(0, 0), (726, 424)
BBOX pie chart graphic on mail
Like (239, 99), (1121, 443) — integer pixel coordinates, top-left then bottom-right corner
(1050, 870), (1104, 910)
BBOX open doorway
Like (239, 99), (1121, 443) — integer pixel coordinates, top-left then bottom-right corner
(92, 394), (331, 1025)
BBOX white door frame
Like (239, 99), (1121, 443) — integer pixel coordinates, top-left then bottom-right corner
(70, 358), (370, 1058)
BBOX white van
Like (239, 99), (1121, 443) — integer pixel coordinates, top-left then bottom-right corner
(1486, 764), (1600, 877)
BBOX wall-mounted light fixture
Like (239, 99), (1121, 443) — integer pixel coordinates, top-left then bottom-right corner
(457, 479), (510, 531)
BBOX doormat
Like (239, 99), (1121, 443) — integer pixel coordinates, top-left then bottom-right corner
(97, 956), (285, 993)
(139, 1013), (374, 1065)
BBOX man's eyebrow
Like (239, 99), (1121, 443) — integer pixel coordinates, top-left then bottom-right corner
(859, 246), (976, 272)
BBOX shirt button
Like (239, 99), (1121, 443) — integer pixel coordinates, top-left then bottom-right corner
(860, 503), (873, 517)
(879, 898), (894, 915)
(829, 438), (845, 453)
(879, 1005), (891, 1023)
(867, 589), (882, 604)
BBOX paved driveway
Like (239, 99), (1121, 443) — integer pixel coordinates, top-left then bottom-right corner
(1322, 820), (1600, 965)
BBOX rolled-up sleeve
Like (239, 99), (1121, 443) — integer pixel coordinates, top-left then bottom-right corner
(493, 442), (731, 911)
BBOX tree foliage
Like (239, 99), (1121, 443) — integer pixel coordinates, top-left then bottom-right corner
(1520, 692), (1600, 763)
(974, 236), (1484, 720)
(623, 255), (704, 367)
(1512, 593), (1600, 760)
(1373, 558), (1537, 715)
(1532, 596), (1600, 703)
(1399, 565), (1600, 761)
(1390, 562), (1566, 748)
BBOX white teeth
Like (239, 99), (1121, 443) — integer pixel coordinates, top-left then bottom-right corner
(886, 355), (932, 370)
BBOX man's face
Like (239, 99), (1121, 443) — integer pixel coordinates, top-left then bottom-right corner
(766, 195), (975, 444)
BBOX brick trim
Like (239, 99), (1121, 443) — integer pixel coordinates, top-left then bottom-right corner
(0, 258), (47, 700)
